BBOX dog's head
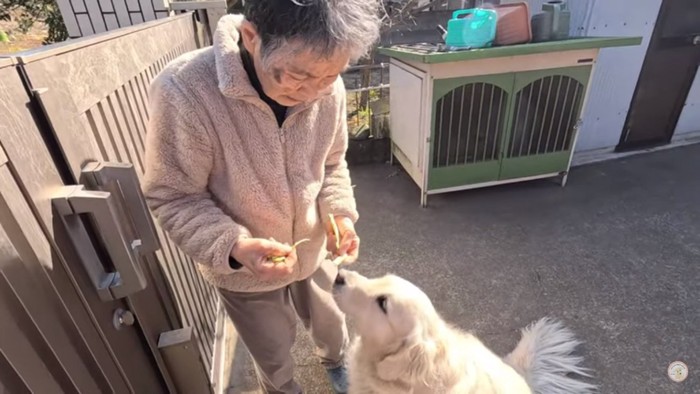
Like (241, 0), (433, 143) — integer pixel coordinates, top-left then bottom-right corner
(333, 269), (444, 383)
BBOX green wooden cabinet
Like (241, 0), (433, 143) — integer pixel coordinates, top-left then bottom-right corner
(379, 37), (641, 206)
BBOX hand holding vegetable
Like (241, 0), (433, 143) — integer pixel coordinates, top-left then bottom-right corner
(231, 237), (297, 280)
(327, 214), (360, 265)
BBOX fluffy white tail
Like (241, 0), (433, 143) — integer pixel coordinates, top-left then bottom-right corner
(504, 317), (597, 394)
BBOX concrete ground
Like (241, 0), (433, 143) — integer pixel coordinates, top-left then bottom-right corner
(225, 144), (700, 394)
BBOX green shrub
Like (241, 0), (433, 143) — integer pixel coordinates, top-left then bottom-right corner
(1, 0), (68, 44)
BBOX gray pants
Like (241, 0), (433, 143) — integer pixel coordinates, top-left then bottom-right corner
(219, 260), (347, 394)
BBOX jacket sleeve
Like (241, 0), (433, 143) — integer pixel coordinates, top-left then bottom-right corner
(143, 74), (251, 273)
(317, 84), (360, 223)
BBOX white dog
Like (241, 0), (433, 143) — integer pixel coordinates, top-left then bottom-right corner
(333, 270), (596, 394)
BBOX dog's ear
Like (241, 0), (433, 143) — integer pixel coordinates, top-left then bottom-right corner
(376, 338), (436, 382)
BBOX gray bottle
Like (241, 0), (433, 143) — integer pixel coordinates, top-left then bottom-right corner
(532, 0), (571, 42)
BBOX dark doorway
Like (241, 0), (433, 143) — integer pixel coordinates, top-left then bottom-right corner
(618, 0), (700, 151)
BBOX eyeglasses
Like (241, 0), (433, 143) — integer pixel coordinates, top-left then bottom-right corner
(289, 0), (314, 6)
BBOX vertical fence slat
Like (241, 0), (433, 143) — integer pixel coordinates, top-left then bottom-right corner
(84, 110), (110, 161)
(107, 94), (143, 172)
(99, 99), (128, 163)
(168, 240), (215, 362)
(137, 72), (152, 111)
(174, 246), (217, 350)
(163, 236), (214, 365)
(113, 89), (144, 171)
(128, 79), (149, 144)
(123, 83), (147, 152)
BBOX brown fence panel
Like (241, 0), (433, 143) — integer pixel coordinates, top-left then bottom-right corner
(15, 13), (219, 375)
(0, 56), (143, 393)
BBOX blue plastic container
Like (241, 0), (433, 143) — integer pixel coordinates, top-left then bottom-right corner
(444, 8), (498, 49)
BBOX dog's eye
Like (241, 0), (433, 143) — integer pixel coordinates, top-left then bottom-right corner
(376, 295), (388, 313)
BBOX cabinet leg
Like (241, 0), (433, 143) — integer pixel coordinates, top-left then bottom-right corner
(420, 191), (428, 208)
(560, 172), (569, 187)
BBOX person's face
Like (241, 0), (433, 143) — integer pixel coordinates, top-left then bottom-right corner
(240, 21), (350, 106)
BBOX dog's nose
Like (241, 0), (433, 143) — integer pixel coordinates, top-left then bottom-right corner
(334, 272), (346, 286)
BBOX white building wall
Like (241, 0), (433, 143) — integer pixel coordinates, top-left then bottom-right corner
(570, 0), (662, 154)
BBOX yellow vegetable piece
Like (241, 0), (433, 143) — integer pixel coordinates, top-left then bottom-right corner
(332, 255), (348, 267)
(292, 238), (310, 249)
(267, 238), (310, 263)
(328, 214), (341, 251)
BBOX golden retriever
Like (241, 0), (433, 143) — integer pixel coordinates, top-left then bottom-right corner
(333, 270), (596, 394)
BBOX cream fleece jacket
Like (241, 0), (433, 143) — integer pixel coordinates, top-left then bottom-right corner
(143, 15), (358, 293)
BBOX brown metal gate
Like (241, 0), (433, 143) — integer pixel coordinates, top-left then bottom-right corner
(1, 13), (218, 393)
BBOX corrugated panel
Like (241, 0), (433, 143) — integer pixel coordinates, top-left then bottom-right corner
(55, 0), (173, 38)
(573, 0), (662, 153)
(675, 68), (700, 136)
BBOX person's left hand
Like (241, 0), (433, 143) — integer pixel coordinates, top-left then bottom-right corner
(327, 215), (360, 264)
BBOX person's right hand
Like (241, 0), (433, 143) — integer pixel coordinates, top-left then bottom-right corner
(230, 237), (297, 281)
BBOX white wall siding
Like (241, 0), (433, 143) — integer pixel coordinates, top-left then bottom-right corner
(572, 0), (662, 154)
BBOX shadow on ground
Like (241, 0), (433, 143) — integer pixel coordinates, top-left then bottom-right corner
(226, 144), (700, 394)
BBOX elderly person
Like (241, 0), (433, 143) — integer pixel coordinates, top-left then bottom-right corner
(143, 0), (381, 393)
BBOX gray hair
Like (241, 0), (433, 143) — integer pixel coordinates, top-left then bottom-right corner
(243, 0), (382, 68)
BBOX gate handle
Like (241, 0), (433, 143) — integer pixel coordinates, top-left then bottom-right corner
(53, 186), (147, 300)
(81, 162), (161, 254)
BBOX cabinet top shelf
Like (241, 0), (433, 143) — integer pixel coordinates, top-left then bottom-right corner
(377, 36), (642, 64)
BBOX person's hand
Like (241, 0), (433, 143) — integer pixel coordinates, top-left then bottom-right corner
(231, 237), (297, 280)
(327, 215), (360, 264)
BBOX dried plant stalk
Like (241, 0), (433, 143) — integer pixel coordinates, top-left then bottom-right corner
(329, 213), (341, 250)
(267, 238), (310, 264)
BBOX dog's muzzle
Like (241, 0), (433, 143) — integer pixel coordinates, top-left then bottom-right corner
(334, 271), (346, 286)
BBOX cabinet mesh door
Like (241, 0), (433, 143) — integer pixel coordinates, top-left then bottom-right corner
(428, 80), (510, 190)
(507, 75), (584, 158)
(499, 67), (590, 181)
(433, 83), (508, 168)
